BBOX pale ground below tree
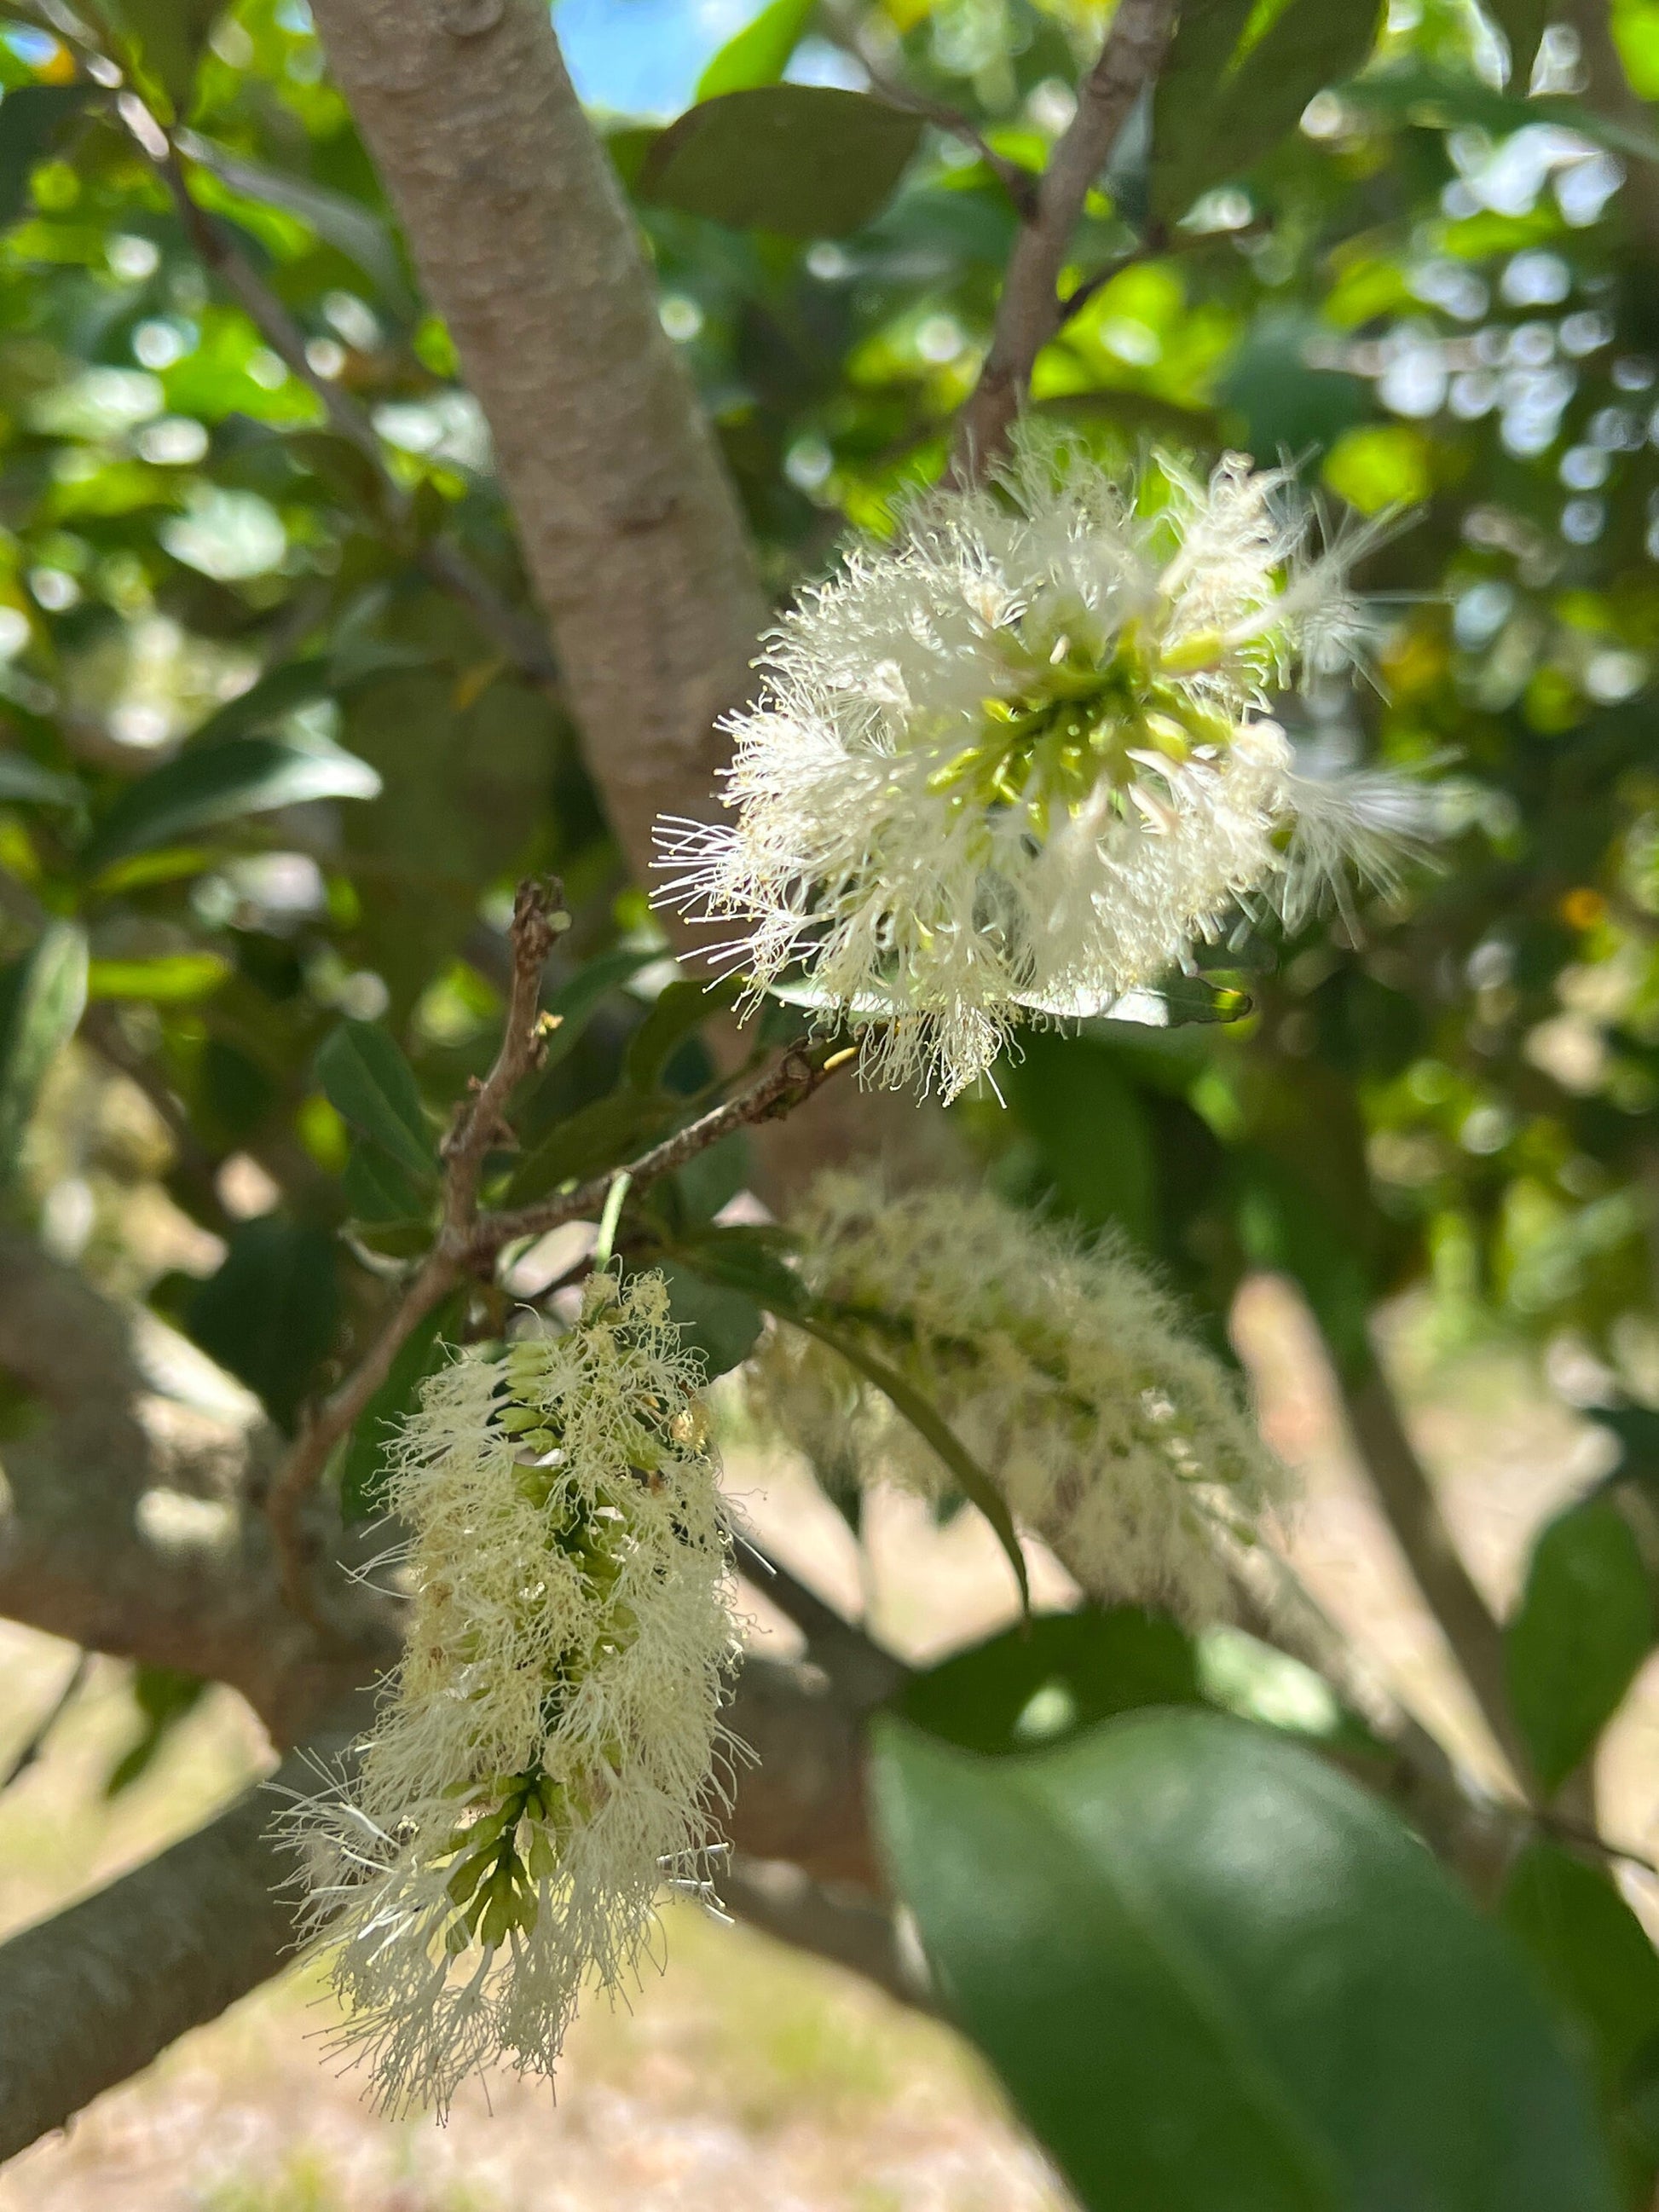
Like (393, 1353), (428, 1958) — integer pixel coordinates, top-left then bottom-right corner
(0, 1277), (1655, 2212)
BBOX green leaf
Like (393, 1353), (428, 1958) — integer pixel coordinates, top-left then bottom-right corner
(789, 1308), (1031, 1614)
(639, 87), (923, 238)
(95, 0), (221, 112)
(341, 1138), (431, 1227)
(1348, 63), (1659, 166)
(1151, 0), (1382, 220)
(339, 1293), (459, 1525)
(104, 1666), (205, 1796)
(670, 1222), (809, 1313)
(82, 736), (382, 870)
(0, 921), (87, 1187)
(535, 945), (664, 1076)
(181, 658), (333, 749)
(184, 1218), (339, 1433)
(625, 975), (742, 1092)
(506, 1088), (682, 1204)
(0, 85), (90, 229)
(1007, 1032), (1157, 1244)
(1506, 1499), (1656, 1793)
(656, 1256), (763, 1381)
(1234, 1151), (1375, 1383)
(696, 0), (818, 97)
(86, 953), (230, 1003)
(184, 139), (416, 319)
(315, 1020), (436, 1185)
(898, 1608), (1203, 1756)
(0, 752), (82, 810)
(1501, 1844), (1659, 2175)
(872, 1708), (1621, 2212)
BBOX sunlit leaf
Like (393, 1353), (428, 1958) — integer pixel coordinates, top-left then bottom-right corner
(82, 737), (381, 870)
(315, 1019), (436, 1184)
(1506, 1499), (1655, 1793)
(0, 921), (87, 1187)
(696, 0), (818, 98)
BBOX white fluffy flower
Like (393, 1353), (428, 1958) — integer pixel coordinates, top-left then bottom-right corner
(282, 1271), (738, 2117)
(658, 436), (1417, 1100)
(745, 1172), (1287, 1623)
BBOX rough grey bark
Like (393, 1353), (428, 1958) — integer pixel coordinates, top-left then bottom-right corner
(305, 0), (766, 881)
(0, 1700), (367, 2163)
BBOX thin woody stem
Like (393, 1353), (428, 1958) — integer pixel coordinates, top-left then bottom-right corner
(951, 0), (1178, 479)
(264, 874), (847, 1616)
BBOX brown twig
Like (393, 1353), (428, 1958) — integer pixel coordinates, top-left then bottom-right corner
(263, 876), (847, 1617)
(471, 1042), (845, 1257)
(109, 98), (560, 695)
(950, 0), (1179, 480)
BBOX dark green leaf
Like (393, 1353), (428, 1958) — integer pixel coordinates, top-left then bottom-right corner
(341, 1138), (431, 1225)
(1506, 1499), (1655, 1793)
(898, 1608), (1203, 1757)
(537, 945), (664, 1075)
(0, 921), (87, 1187)
(1151, 0), (1382, 220)
(506, 1088), (682, 1204)
(1007, 1032), (1156, 1243)
(83, 736), (381, 870)
(1234, 1152), (1375, 1383)
(0, 85), (90, 229)
(625, 975), (742, 1092)
(181, 659), (333, 750)
(1349, 64), (1659, 167)
(1502, 1841), (1659, 2209)
(104, 1666), (205, 1796)
(315, 1020), (436, 1184)
(339, 1293), (460, 1524)
(96, 0), (221, 111)
(656, 1256), (763, 1381)
(673, 1222), (809, 1315)
(696, 0), (818, 97)
(789, 1308), (1030, 1614)
(0, 753), (82, 809)
(639, 87), (924, 238)
(183, 139), (415, 318)
(873, 1708), (1620, 2212)
(184, 1218), (339, 1432)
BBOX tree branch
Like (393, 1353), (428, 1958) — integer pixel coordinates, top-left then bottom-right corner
(305, 0), (768, 886)
(950, 0), (1178, 477)
(1342, 1360), (1533, 1788)
(0, 1644), (894, 2160)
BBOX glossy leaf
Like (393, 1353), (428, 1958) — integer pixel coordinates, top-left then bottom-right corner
(1151, 0), (1381, 220)
(0, 921), (87, 1187)
(697, 0), (818, 97)
(315, 1019), (436, 1184)
(184, 1218), (339, 1433)
(0, 85), (90, 228)
(83, 736), (381, 870)
(897, 1608), (1203, 1757)
(873, 1708), (1620, 2212)
(638, 87), (923, 238)
(180, 658), (333, 749)
(185, 139), (415, 317)
(656, 1256), (764, 1381)
(1506, 1499), (1655, 1793)
(625, 974), (742, 1091)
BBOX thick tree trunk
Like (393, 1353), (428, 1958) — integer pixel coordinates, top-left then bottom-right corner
(306, 0), (766, 881)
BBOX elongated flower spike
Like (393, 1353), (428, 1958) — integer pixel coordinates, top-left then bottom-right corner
(745, 1172), (1288, 1623)
(656, 433), (1420, 1101)
(280, 1270), (739, 2117)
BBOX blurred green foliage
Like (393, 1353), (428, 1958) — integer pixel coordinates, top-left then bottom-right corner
(4, 0), (1659, 2195)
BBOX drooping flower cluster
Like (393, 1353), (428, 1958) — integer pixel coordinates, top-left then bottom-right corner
(745, 1173), (1286, 1622)
(658, 436), (1418, 1100)
(284, 1271), (738, 2117)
